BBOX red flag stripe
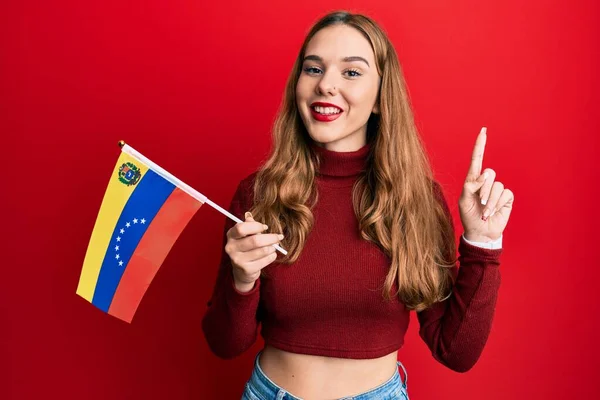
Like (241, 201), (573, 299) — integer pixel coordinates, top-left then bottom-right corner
(108, 187), (202, 322)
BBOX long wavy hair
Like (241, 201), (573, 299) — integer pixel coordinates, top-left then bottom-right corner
(249, 11), (457, 312)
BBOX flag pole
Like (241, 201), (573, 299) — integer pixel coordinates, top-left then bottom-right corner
(117, 141), (288, 256)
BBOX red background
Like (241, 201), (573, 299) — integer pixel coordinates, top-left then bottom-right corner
(2, 0), (599, 398)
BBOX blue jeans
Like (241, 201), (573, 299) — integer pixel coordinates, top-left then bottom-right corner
(242, 351), (409, 400)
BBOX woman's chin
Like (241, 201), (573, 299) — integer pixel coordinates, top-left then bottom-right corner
(307, 129), (343, 144)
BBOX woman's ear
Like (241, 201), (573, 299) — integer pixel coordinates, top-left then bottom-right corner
(372, 85), (381, 114)
(372, 76), (383, 115)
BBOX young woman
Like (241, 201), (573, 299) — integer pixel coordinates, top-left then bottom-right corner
(202, 10), (514, 400)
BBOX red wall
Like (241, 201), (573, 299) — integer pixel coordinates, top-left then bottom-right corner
(3, 0), (599, 398)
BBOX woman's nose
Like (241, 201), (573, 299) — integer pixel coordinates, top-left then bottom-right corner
(316, 73), (339, 96)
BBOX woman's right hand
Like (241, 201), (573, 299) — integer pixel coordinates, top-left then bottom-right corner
(225, 211), (283, 293)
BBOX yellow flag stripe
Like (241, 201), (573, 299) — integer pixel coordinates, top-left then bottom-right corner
(76, 152), (149, 302)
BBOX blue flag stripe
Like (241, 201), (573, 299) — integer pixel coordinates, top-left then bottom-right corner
(92, 170), (175, 311)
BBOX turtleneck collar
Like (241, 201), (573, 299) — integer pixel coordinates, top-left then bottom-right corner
(310, 141), (370, 187)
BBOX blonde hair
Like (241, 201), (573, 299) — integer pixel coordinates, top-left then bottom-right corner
(249, 11), (456, 312)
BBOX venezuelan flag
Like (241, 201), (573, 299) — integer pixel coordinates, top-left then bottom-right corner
(76, 142), (205, 323)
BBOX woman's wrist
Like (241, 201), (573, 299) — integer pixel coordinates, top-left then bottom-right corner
(233, 278), (256, 293)
(463, 232), (498, 243)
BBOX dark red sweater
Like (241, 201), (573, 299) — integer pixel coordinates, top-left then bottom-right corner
(201, 143), (502, 372)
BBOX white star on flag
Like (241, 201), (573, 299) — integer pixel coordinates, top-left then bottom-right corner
(114, 216), (148, 267)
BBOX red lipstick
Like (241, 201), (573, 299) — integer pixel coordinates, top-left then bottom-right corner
(310, 102), (343, 122)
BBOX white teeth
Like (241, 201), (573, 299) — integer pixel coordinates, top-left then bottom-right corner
(314, 106), (341, 115)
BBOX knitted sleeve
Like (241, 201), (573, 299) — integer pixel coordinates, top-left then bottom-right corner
(416, 182), (503, 372)
(201, 174), (261, 359)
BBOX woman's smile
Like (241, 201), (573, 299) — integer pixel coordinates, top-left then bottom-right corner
(310, 102), (344, 122)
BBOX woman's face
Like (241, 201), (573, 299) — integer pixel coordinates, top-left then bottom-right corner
(296, 24), (380, 152)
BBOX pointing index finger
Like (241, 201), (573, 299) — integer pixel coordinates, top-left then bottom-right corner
(468, 127), (487, 179)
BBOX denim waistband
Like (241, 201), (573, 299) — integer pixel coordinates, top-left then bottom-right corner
(242, 351), (409, 400)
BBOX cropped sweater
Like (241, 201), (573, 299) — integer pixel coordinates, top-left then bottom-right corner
(201, 143), (503, 372)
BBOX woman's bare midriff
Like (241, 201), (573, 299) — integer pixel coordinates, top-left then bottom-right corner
(258, 344), (399, 399)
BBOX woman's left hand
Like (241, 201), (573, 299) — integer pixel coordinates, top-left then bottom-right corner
(458, 127), (515, 242)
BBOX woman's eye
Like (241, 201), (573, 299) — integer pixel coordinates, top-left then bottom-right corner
(303, 66), (322, 74)
(345, 69), (362, 77)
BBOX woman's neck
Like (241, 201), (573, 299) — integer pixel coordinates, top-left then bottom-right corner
(310, 141), (370, 187)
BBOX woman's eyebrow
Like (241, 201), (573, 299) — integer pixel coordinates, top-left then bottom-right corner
(303, 55), (370, 67)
